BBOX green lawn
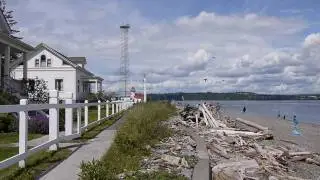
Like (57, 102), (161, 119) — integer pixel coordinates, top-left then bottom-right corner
(0, 148), (72, 180)
(0, 133), (43, 144)
(88, 106), (107, 123)
(0, 147), (18, 161)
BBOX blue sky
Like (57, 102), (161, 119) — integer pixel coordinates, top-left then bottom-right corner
(6, 0), (320, 94)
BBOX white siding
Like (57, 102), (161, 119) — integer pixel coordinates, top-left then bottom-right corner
(12, 49), (78, 100)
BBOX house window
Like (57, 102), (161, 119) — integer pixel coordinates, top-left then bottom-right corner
(55, 79), (63, 91)
(40, 55), (46, 67)
(35, 59), (39, 67)
(47, 59), (51, 67)
(83, 83), (86, 92)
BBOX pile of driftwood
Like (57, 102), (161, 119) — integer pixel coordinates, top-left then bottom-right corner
(178, 103), (320, 180)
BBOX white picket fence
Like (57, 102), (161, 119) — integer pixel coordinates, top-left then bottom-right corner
(0, 90), (133, 169)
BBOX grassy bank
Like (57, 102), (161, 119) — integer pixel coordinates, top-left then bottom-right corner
(76, 111), (123, 141)
(80, 102), (186, 179)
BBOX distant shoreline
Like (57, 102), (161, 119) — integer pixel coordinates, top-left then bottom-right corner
(150, 92), (320, 101)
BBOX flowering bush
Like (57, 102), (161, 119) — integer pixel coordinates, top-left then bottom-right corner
(28, 114), (49, 134)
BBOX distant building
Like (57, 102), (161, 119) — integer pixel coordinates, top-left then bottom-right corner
(11, 43), (103, 100)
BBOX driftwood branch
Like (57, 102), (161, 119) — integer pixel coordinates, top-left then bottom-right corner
(236, 117), (269, 131)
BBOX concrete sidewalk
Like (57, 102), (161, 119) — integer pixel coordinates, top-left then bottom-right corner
(40, 117), (126, 180)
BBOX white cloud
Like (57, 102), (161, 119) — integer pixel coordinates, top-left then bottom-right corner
(7, 1), (320, 94)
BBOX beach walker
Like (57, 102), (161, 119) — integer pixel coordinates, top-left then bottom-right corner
(291, 115), (301, 136)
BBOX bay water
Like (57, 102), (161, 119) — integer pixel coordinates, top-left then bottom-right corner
(179, 100), (320, 124)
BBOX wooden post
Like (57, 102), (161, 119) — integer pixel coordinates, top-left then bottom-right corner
(23, 53), (28, 80)
(195, 114), (199, 129)
(116, 103), (119, 113)
(65, 92), (73, 136)
(106, 101), (109, 117)
(19, 99), (28, 168)
(112, 102), (115, 115)
(98, 100), (101, 120)
(77, 107), (81, 134)
(49, 90), (59, 151)
(84, 100), (88, 128)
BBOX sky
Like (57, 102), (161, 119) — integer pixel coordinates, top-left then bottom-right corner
(6, 0), (320, 94)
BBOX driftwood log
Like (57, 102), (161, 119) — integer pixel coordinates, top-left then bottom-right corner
(212, 159), (259, 180)
(236, 118), (269, 131)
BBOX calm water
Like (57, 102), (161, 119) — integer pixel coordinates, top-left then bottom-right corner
(179, 100), (320, 124)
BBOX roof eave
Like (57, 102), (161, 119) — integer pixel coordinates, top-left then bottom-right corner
(0, 31), (34, 52)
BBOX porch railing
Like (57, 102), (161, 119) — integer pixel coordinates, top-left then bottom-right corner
(0, 90), (134, 169)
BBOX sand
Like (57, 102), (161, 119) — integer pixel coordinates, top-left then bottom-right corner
(227, 112), (320, 153)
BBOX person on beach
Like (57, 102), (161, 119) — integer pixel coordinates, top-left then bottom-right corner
(277, 111), (281, 119)
(283, 115), (286, 120)
(242, 106), (246, 113)
(293, 115), (298, 126)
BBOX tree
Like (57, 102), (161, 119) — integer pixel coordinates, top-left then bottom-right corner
(0, 0), (22, 39)
(26, 78), (49, 104)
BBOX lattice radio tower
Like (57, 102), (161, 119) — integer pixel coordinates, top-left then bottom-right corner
(120, 24), (130, 97)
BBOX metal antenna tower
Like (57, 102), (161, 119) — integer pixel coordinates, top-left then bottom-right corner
(120, 24), (130, 97)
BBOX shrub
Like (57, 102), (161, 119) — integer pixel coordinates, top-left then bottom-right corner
(28, 114), (49, 134)
(0, 114), (15, 133)
(79, 159), (109, 180)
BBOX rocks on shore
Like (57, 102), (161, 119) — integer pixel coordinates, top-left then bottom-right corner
(176, 102), (320, 180)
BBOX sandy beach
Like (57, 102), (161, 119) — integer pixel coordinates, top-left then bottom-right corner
(227, 112), (320, 153)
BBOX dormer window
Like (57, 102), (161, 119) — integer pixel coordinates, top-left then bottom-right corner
(40, 55), (46, 67)
(35, 59), (39, 67)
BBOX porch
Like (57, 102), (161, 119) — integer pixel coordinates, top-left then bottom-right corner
(0, 31), (34, 94)
(82, 77), (103, 94)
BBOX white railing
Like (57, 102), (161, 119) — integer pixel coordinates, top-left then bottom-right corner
(0, 90), (134, 169)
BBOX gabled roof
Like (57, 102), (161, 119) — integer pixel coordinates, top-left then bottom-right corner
(12, 43), (104, 81)
(69, 57), (87, 64)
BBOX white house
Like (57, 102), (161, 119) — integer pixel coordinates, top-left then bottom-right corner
(11, 43), (103, 101)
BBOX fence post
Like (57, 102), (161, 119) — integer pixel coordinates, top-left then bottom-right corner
(106, 101), (109, 118)
(117, 102), (120, 113)
(19, 99), (28, 168)
(65, 92), (73, 136)
(77, 107), (81, 134)
(85, 100), (88, 128)
(112, 102), (115, 115)
(116, 103), (118, 113)
(98, 100), (101, 120)
(49, 90), (59, 151)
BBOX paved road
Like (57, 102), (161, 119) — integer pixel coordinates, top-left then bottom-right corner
(40, 117), (125, 180)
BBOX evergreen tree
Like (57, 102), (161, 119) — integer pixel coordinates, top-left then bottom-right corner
(0, 0), (22, 39)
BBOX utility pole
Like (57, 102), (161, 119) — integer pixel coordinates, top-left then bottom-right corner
(143, 73), (147, 102)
